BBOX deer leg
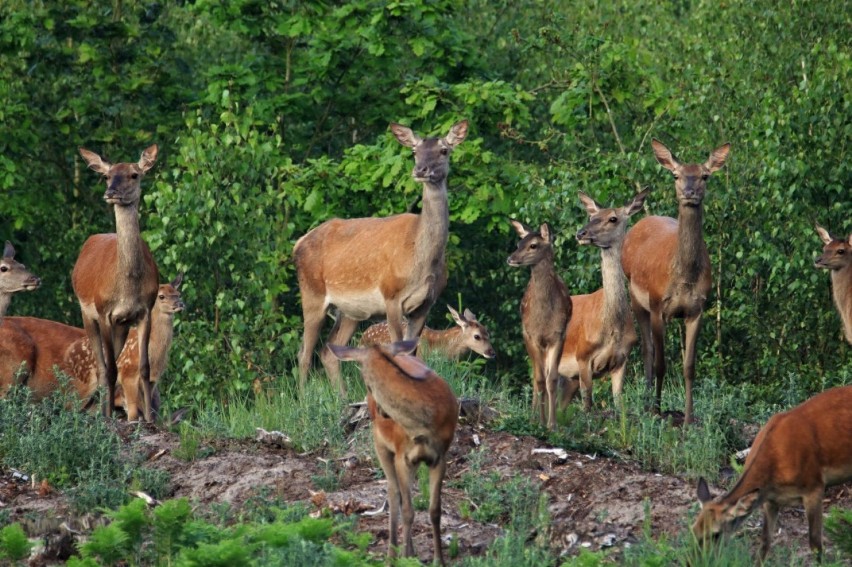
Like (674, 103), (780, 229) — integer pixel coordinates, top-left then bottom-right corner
(610, 362), (628, 411)
(682, 315), (702, 425)
(298, 295), (327, 391)
(428, 458), (448, 566)
(631, 297), (655, 396)
(560, 376), (580, 410)
(544, 344), (563, 430)
(578, 361), (594, 412)
(403, 301), (430, 342)
(98, 323), (120, 417)
(649, 310), (666, 414)
(760, 500), (779, 561)
(134, 313), (155, 422)
(320, 313), (357, 396)
(395, 457), (416, 557)
(375, 441), (401, 557)
(803, 490), (824, 561)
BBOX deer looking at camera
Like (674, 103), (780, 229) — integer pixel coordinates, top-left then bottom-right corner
(329, 340), (458, 565)
(693, 385), (852, 562)
(621, 139), (730, 424)
(508, 221), (571, 430)
(814, 224), (852, 344)
(0, 241), (41, 319)
(359, 305), (496, 360)
(294, 120), (468, 394)
(0, 276), (184, 419)
(72, 145), (160, 421)
(559, 190), (648, 410)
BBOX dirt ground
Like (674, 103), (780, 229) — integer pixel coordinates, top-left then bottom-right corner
(1, 415), (850, 565)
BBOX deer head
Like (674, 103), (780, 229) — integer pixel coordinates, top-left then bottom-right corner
(815, 224), (852, 271)
(576, 189), (649, 248)
(390, 121), (468, 185)
(447, 305), (496, 359)
(78, 145), (159, 207)
(692, 478), (760, 545)
(651, 139), (730, 207)
(156, 273), (186, 316)
(1, 241), (41, 294)
(507, 221), (554, 266)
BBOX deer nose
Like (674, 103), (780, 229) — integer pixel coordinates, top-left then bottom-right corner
(576, 228), (588, 240)
(26, 276), (41, 288)
(415, 165), (429, 177)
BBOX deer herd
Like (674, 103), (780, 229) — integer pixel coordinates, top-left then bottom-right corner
(0, 120), (850, 563)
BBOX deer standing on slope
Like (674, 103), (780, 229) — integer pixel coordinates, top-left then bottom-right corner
(814, 224), (852, 344)
(508, 221), (572, 430)
(294, 120), (468, 394)
(0, 276), (184, 419)
(559, 190), (648, 410)
(72, 145), (160, 421)
(0, 241), (41, 319)
(329, 340), (458, 565)
(359, 305), (496, 360)
(693, 385), (852, 561)
(621, 139), (730, 424)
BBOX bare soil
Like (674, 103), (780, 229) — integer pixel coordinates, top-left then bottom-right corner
(1, 417), (850, 565)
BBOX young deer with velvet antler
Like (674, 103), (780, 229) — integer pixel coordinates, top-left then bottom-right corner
(359, 305), (495, 360)
(508, 221), (571, 430)
(814, 224), (852, 344)
(621, 139), (730, 424)
(0, 241), (41, 319)
(0, 276), (184, 419)
(329, 340), (458, 565)
(693, 385), (852, 562)
(72, 145), (160, 421)
(559, 190), (647, 410)
(294, 121), (468, 394)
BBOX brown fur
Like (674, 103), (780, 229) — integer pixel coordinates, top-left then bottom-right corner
(621, 139), (730, 423)
(294, 121), (469, 394)
(0, 241), (41, 319)
(559, 190), (647, 410)
(0, 279), (184, 418)
(508, 221), (572, 430)
(72, 145), (160, 421)
(330, 341), (458, 565)
(814, 224), (852, 344)
(693, 385), (852, 561)
(359, 305), (495, 360)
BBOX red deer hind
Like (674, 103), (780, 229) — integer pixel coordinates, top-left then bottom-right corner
(621, 139), (730, 424)
(814, 224), (852, 344)
(72, 145), (160, 421)
(0, 241), (41, 319)
(329, 340), (458, 565)
(693, 385), (852, 561)
(508, 221), (572, 430)
(0, 241), (41, 388)
(559, 190), (648, 410)
(294, 120), (468, 394)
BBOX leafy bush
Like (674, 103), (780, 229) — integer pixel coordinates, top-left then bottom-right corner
(0, 523), (32, 563)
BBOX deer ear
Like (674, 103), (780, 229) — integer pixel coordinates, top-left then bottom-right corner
(3, 241), (15, 259)
(625, 188), (650, 216)
(815, 223), (833, 245)
(539, 223), (552, 243)
(463, 308), (478, 323)
(79, 148), (112, 175)
(578, 192), (601, 215)
(328, 344), (367, 362)
(724, 490), (759, 522)
(171, 272), (184, 289)
(848, 234), (852, 247)
(696, 477), (713, 505)
(390, 123), (421, 148)
(445, 119), (469, 148)
(651, 139), (678, 172)
(705, 143), (731, 173)
(447, 305), (466, 327)
(509, 220), (530, 238)
(138, 144), (159, 173)
(385, 339), (419, 357)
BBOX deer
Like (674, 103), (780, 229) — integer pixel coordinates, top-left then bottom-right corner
(359, 305), (496, 360)
(328, 340), (458, 565)
(0, 276), (184, 419)
(692, 384), (852, 562)
(508, 221), (572, 430)
(72, 145), (160, 421)
(558, 190), (648, 411)
(0, 241), (41, 319)
(621, 139), (730, 424)
(814, 224), (852, 345)
(293, 120), (469, 394)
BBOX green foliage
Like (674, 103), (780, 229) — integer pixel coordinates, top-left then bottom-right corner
(0, 523), (32, 563)
(826, 506), (852, 558)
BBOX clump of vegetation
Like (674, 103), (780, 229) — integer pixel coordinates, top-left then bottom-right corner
(826, 507), (852, 559)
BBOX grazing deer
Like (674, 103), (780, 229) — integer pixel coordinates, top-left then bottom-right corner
(814, 224), (852, 344)
(508, 221), (572, 430)
(359, 305), (496, 360)
(329, 340), (458, 565)
(693, 385), (852, 561)
(294, 120), (469, 394)
(72, 145), (160, 421)
(0, 241), (41, 318)
(559, 190), (648, 410)
(621, 139), (730, 424)
(0, 276), (184, 419)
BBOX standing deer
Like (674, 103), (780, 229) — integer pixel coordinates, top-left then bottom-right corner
(294, 120), (469, 394)
(559, 190), (648, 410)
(0, 276), (184, 419)
(814, 224), (852, 344)
(359, 305), (496, 360)
(508, 221), (572, 430)
(329, 340), (458, 565)
(0, 241), (41, 318)
(693, 385), (852, 561)
(72, 145), (160, 421)
(621, 139), (730, 424)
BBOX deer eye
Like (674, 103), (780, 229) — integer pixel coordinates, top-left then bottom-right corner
(701, 174), (709, 180)
(440, 147), (449, 155)
(609, 216), (617, 223)
(159, 294), (165, 300)
(529, 243), (538, 249)
(132, 173), (139, 179)
(474, 334), (481, 340)
(672, 174), (679, 180)
(838, 249), (846, 255)
(0, 266), (7, 272)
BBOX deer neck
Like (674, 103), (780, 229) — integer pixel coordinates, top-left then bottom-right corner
(831, 265), (852, 343)
(0, 294), (11, 320)
(114, 204), (147, 280)
(671, 203), (708, 283)
(413, 180), (449, 269)
(148, 312), (175, 379)
(600, 244), (629, 337)
(529, 253), (561, 302)
(423, 325), (464, 359)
